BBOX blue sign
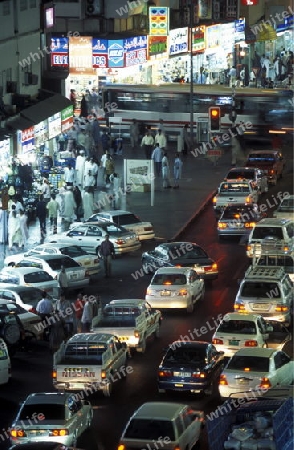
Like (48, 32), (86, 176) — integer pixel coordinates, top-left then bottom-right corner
(235, 19), (245, 33)
(92, 38), (108, 54)
(108, 40), (124, 68)
(50, 37), (68, 53)
(124, 36), (148, 52)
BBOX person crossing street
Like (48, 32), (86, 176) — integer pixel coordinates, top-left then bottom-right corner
(100, 234), (115, 278)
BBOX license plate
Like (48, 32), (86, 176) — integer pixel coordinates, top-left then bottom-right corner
(236, 378), (250, 386)
(229, 340), (239, 346)
(70, 274), (78, 280)
(161, 291), (171, 296)
(30, 430), (47, 436)
(252, 303), (269, 311)
(175, 383), (184, 387)
(230, 223), (244, 228)
(173, 372), (191, 377)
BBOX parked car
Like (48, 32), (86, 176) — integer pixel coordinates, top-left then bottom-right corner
(0, 285), (57, 313)
(142, 242), (218, 280)
(158, 341), (224, 395)
(87, 210), (155, 241)
(117, 402), (204, 450)
(245, 150), (285, 185)
(0, 268), (59, 298)
(10, 392), (93, 446)
(0, 299), (43, 339)
(14, 255), (90, 291)
(145, 267), (205, 313)
(217, 203), (264, 239)
(219, 347), (294, 399)
(273, 194), (294, 220)
(224, 167), (268, 194)
(48, 222), (141, 255)
(4, 244), (100, 277)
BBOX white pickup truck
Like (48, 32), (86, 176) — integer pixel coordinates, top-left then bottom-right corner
(92, 299), (162, 354)
(53, 332), (128, 397)
(213, 180), (259, 216)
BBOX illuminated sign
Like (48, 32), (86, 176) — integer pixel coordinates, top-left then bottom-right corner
(124, 36), (147, 67)
(21, 127), (35, 154)
(149, 7), (169, 36)
(108, 40), (124, 68)
(241, 0), (258, 4)
(34, 121), (49, 147)
(168, 28), (188, 56)
(48, 113), (61, 139)
(92, 38), (108, 68)
(69, 36), (95, 74)
(61, 106), (74, 132)
(51, 37), (69, 67)
(192, 27), (205, 52)
(148, 36), (167, 56)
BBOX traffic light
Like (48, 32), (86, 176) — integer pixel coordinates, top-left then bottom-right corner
(209, 107), (221, 132)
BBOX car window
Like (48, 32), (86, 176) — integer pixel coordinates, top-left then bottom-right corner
(278, 198), (294, 211)
(18, 289), (44, 306)
(61, 246), (87, 257)
(222, 206), (254, 220)
(46, 258), (80, 270)
(124, 419), (175, 441)
(218, 320), (257, 335)
(228, 355), (269, 371)
(189, 271), (198, 283)
(17, 260), (43, 269)
(0, 348), (8, 360)
(68, 227), (86, 236)
(165, 347), (206, 363)
(220, 183), (250, 193)
(241, 282), (280, 298)
(24, 271), (53, 283)
(42, 248), (56, 255)
(252, 226), (284, 240)
(286, 223), (294, 238)
(102, 223), (127, 234)
(0, 291), (15, 301)
(116, 213), (140, 225)
(151, 274), (187, 285)
(274, 352), (290, 369)
(86, 226), (103, 237)
(168, 244), (207, 259)
(19, 404), (65, 421)
(227, 170), (254, 180)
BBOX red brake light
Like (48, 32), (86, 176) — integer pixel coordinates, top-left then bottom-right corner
(192, 372), (206, 378)
(158, 370), (172, 377)
(245, 340), (258, 347)
(259, 377), (271, 389)
(219, 374), (228, 385)
(212, 338), (223, 345)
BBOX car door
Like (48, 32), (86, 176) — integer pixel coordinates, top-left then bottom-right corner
(66, 397), (84, 440)
(84, 226), (103, 249)
(189, 270), (202, 301)
(112, 338), (127, 370)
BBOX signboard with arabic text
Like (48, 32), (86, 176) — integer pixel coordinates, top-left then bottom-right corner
(34, 121), (49, 147)
(108, 40), (124, 68)
(124, 36), (147, 67)
(51, 36), (69, 67)
(69, 36), (95, 75)
(92, 38), (108, 68)
(192, 27), (205, 52)
(148, 36), (167, 57)
(168, 28), (189, 56)
(21, 127), (35, 154)
(61, 106), (73, 132)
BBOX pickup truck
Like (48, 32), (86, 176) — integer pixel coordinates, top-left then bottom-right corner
(213, 180), (259, 216)
(53, 332), (128, 397)
(207, 396), (293, 450)
(92, 299), (162, 354)
(246, 150), (285, 185)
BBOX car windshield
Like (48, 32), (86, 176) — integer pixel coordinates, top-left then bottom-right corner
(217, 320), (257, 334)
(151, 274), (187, 285)
(228, 355), (269, 372)
(222, 206), (254, 220)
(252, 227), (284, 240)
(227, 171), (254, 180)
(19, 404), (65, 421)
(124, 419), (175, 441)
(165, 348), (206, 363)
(219, 183), (250, 193)
(248, 154), (275, 162)
(46, 258), (79, 270)
(24, 271), (53, 283)
(62, 343), (106, 364)
(277, 198), (294, 211)
(116, 214), (140, 225)
(241, 282), (280, 298)
(60, 246), (87, 257)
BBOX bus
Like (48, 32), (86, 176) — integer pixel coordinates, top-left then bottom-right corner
(101, 84), (294, 141)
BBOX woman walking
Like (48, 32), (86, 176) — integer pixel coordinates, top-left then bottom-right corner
(173, 153), (183, 189)
(19, 209), (29, 248)
(162, 152), (172, 189)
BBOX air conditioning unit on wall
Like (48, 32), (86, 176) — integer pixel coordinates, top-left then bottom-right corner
(85, 0), (104, 16)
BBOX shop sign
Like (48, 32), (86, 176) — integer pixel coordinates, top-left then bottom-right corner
(219, 23), (235, 52)
(148, 36), (167, 56)
(276, 15), (294, 31)
(169, 28), (188, 56)
(198, 0), (212, 20)
(192, 26), (205, 52)
(0, 138), (11, 164)
(21, 127), (35, 154)
(149, 7), (169, 36)
(61, 106), (74, 132)
(48, 113), (61, 139)
(69, 36), (95, 75)
(108, 40), (124, 68)
(206, 25), (220, 49)
(241, 0), (258, 4)
(34, 120), (49, 147)
(50, 36), (69, 67)
(92, 38), (108, 68)
(124, 36), (147, 67)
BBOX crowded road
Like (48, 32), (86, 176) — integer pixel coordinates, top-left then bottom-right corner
(0, 169), (293, 450)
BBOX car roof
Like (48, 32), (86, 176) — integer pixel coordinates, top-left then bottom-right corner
(222, 312), (261, 322)
(77, 221), (116, 227)
(255, 218), (292, 226)
(24, 392), (72, 405)
(232, 348), (276, 358)
(153, 267), (193, 275)
(169, 341), (210, 349)
(227, 167), (257, 172)
(158, 242), (200, 248)
(67, 332), (115, 344)
(1, 267), (49, 275)
(133, 402), (189, 420)
(24, 254), (73, 262)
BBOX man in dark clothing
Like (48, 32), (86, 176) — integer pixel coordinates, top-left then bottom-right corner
(36, 195), (47, 243)
(99, 234), (115, 278)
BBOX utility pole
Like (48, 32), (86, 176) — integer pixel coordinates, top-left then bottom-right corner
(189, 1), (194, 149)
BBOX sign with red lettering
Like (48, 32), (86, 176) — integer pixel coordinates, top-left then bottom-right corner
(241, 0), (258, 4)
(21, 127), (35, 154)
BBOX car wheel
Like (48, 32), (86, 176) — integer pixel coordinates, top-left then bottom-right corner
(1, 324), (21, 346)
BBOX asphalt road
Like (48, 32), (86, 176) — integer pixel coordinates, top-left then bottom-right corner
(0, 170), (293, 450)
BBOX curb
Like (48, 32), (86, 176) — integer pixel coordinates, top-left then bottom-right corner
(172, 190), (217, 241)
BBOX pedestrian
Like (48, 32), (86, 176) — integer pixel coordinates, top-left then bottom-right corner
(151, 143), (163, 177)
(80, 94), (88, 118)
(81, 297), (93, 332)
(46, 194), (60, 234)
(240, 67), (245, 86)
(75, 149), (86, 188)
(109, 172), (121, 209)
(36, 291), (54, 340)
(70, 89), (77, 109)
(101, 129), (110, 153)
(84, 157), (98, 191)
(173, 153), (183, 189)
(82, 187), (94, 220)
(158, 119), (167, 137)
(41, 178), (51, 203)
(8, 210), (21, 250)
(92, 116), (101, 153)
(55, 294), (74, 339)
(154, 129), (167, 151)
(64, 164), (75, 186)
(161, 152), (172, 189)
(58, 265), (69, 297)
(105, 154), (115, 185)
(63, 186), (76, 230)
(100, 234), (115, 278)
(73, 185), (83, 221)
(36, 195), (47, 243)
(19, 209), (29, 248)
(129, 119), (139, 150)
(74, 293), (85, 333)
(141, 130), (154, 159)
(229, 66), (237, 87)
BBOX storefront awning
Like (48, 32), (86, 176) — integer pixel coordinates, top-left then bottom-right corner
(7, 116), (35, 131)
(256, 24), (277, 41)
(20, 94), (72, 124)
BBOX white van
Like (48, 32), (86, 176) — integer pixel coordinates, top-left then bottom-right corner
(0, 338), (11, 385)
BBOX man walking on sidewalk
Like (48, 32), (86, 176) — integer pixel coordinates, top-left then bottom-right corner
(100, 234), (115, 278)
(151, 143), (163, 177)
(141, 130), (154, 159)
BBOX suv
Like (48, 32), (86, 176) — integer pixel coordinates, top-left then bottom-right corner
(224, 167), (268, 194)
(213, 180), (259, 216)
(118, 402), (204, 450)
(234, 266), (293, 326)
(246, 218), (294, 258)
(246, 150), (285, 185)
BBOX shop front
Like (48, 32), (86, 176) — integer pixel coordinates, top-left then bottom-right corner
(147, 35), (168, 84)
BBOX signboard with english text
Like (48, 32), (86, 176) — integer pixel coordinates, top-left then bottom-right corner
(168, 28), (189, 56)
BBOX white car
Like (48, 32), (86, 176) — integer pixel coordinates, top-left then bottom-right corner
(0, 268), (59, 298)
(0, 299), (43, 339)
(219, 347), (294, 399)
(273, 195), (294, 220)
(145, 267), (205, 313)
(212, 312), (291, 358)
(0, 285), (57, 313)
(118, 402), (204, 450)
(224, 167), (268, 194)
(87, 210), (155, 241)
(213, 180), (259, 216)
(4, 244), (100, 277)
(10, 392), (93, 446)
(47, 222), (141, 255)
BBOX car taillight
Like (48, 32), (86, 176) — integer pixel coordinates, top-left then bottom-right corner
(117, 445), (126, 450)
(247, 245), (252, 252)
(192, 372), (206, 378)
(234, 303), (245, 311)
(275, 305), (288, 312)
(245, 222), (256, 228)
(204, 263), (218, 272)
(158, 370), (172, 377)
(177, 289), (188, 296)
(219, 374), (228, 385)
(49, 429), (69, 437)
(212, 338), (223, 345)
(245, 196), (251, 203)
(29, 307), (37, 313)
(134, 330), (139, 338)
(218, 222), (227, 229)
(115, 239), (126, 245)
(52, 369), (57, 380)
(259, 377), (271, 389)
(146, 288), (153, 296)
(174, 446), (180, 450)
(11, 429), (27, 438)
(101, 370), (107, 379)
(245, 340), (258, 347)
(212, 196), (217, 204)
(269, 169), (274, 174)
